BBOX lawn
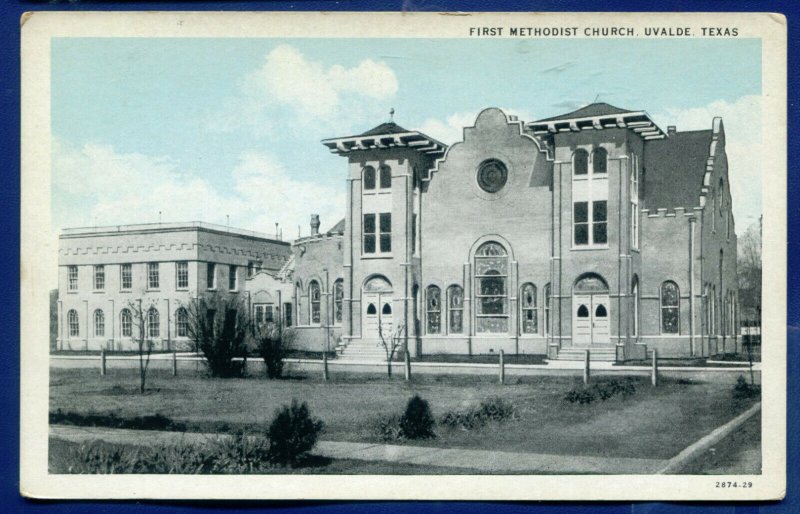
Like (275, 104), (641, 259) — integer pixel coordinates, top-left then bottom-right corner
(50, 368), (759, 460)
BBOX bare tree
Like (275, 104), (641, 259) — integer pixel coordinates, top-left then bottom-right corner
(126, 299), (158, 394)
(377, 317), (405, 378)
(738, 219), (761, 384)
(184, 294), (251, 378)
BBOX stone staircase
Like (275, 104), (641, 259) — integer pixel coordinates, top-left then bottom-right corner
(555, 345), (617, 362)
(336, 338), (389, 362)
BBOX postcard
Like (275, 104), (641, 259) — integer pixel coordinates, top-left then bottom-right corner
(20, 11), (786, 501)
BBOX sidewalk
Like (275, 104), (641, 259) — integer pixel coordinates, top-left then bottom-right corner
(49, 425), (666, 474)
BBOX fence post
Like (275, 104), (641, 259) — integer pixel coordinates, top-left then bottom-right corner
(583, 350), (590, 385)
(100, 350), (106, 376)
(172, 351), (177, 377)
(322, 351), (329, 381)
(651, 349), (658, 387)
(404, 350), (411, 381)
(499, 350), (505, 385)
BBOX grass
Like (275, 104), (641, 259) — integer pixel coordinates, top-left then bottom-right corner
(412, 354), (547, 365)
(614, 357), (752, 367)
(50, 368), (759, 460)
(681, 413), (761, 474)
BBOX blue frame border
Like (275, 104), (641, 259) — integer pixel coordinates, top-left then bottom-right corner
(3, 1), (796, 513)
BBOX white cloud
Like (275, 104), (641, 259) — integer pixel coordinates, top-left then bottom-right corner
(653, 95), (762, 232)
(418, 107), (536, 145)
(52, 139), (345, 240)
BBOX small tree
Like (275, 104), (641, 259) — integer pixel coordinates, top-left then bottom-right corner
(126, 299), (157, 394)
(185, 294), (250, 378)
(377, 317), (405, 378)
(267, 400), (324, 466)
(253, 320), (296, 379)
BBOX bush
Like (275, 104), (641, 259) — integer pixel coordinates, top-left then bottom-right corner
(208, 433), (274, 473)
(374, 414), (405, 441)
(267, 400), (324, 466)
(564, 388), (597, 404)
(49, 410), (187, 432)
(440, 396), (517, 430)
(564, 379), (636, 405)
(187, 297), (249, 378)
(399, 395), (436, 440)
(63, 441), (142, 474)
(732, 375), (761, 399)
(256, 325), (295, 379)
(139, 443), (214, 474)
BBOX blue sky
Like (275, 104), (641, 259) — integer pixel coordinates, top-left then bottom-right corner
(51, 37), (762, 240)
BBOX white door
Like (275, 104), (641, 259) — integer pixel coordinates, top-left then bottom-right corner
(363, 293), (393, 339)
(572, 294), (610, 345)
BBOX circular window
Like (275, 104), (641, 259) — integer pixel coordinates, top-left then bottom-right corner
(477, 159), (508, 193)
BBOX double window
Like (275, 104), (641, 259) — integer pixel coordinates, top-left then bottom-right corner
(573, 148), (609, 247)
(661, 281), (680, 334)
(147, 262), (160, 290)
(68, 266), (78, 291)
(363, 165), (392, 191)
(254, 304), (274, 326)
(574, 201), (608, 246)
(474, 242), (509, 333)
(120, 264), (132, 290)
(94, 265), (105, 290)
(176, 262), (189, 289)
(363, 213), (392, 254)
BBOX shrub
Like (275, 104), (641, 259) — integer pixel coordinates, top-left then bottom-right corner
(440, 396), (517, 430)
(374, 414), (405, 441)
(63, 441), (142, 474)
(49, 410), (187, 432)
(255, 324), (295, 379)
(267, 400), (324, 466)
(564, 379), (636, 405)
(732, 375), (761, 399)
(209, 433), (274, 473)
(564, 388), (597, 404)
(139, 443), (214, 474)
(186, 296), (249, 378)
(399, 395), (436, 439)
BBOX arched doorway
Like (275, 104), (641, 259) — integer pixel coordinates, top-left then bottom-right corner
(363, 276), (393, 339)
(572, 273), (610, 345)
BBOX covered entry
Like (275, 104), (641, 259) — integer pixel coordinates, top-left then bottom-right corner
(572, 273), (610, 345)
(363, 275), (393, 339)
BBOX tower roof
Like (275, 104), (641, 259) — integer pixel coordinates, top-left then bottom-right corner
(359, 122), (410, 136)
(322, 121), (447, 157)
(527, 102), (666, 140)
(533, 102), (633, 123)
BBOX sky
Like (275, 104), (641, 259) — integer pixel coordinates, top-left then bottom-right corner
(50, 37), (762, 281)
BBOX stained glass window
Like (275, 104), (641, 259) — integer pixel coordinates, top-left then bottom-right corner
(309, 280), (321, 324)
(474, 242), (508, 333)
(426, 285), (441, 334)
(520, 283), (537, 334)
(661, 281), (680, 334)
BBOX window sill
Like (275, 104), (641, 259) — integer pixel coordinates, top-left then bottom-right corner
(92, 290), (105, 293)
(176, 288), (189, 292)
(570, 245), (610, 251)
(361, 254), (393, 259)
(119, 289), (132, 293)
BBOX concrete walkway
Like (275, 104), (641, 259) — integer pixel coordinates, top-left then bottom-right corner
(49, 425), (666, 474)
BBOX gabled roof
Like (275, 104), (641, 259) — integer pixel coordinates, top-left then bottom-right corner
(534, 102), (633, 123)
(644, 129), (713, 211)
(327, 218), (346, 235)
(360, 122), (410, 137)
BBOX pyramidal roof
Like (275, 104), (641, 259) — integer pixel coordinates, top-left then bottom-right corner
(534, 102), (634, 123)
(359, 121), (411, 137)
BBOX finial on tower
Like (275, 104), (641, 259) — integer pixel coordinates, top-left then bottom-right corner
(389, 107), (395, 122)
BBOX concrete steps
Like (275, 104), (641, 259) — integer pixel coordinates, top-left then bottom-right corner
(555, 346), (617, 362)
(336, 339), (390, 361)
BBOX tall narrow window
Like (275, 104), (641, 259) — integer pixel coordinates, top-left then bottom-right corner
(94, 265), (105, 290)
(333, 279), (343, 324)
(379, 213), (392, 253)
(176, 307), (188, 337)
(206, 263), (216, 289)
(363, 166), (376, 190)
(363, 214), (376, 254)
(284, 302), (293, 327)
(630, 154), (640, 249)
(229, 265), (237, 290)
(573, 149), (589, 176)
(661, 281), (680, 334)
(412, 214), (417, 255)
(309, 280), (321, 324)
(426, 285), (441, 334)
(68, 309), (79, 337)
(520, 283), (538, 334)
(120, 308), (132, 337)
(176, 261), (189, 289)
(632, 277), (639, 337)
(379, 165), (392, 189)
(574, 202), (589, 245)
(121, 264), (132, 290)
(68, 266), (78, 291)
(593, 200), (608, 244)
(592, 147), (608, 174)
(544, 283), (551, 335)
(147, 262), (160, 289)
(474, 242), (509, 333)
(94, 309), (105, 337)
(447, 285), (464, 334)
(147, 307), (160, 338)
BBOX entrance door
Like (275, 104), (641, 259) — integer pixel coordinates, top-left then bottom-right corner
(572, 294), (610, 345)
(363, 293), (393, 339)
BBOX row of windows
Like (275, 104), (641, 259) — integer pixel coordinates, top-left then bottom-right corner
(296, 279), (344, 325)
(362, 165), (392, 191)
(253, 302), (294, 328)
(67, 262), (239, 292)
(66, 307), (189, 339)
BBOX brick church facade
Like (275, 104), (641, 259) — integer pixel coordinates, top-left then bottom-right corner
(57, 103), (739, 361)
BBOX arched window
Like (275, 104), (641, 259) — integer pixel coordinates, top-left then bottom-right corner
(379, 165), (392, 189)
(176, 307), (189, 337)
(147, 307), (160, 339)
(363, 166), (376, 190)
(520, 283), (537, 334)
(632, 276), (639, 337)
(333, 279), (343, 324)
(544, 283), (551, 335)
(426, 285), (441, 334)
(120, 308), (132, 337)
(573, 149), (588, 176)
(592, 147), (608, 174)
(68, 309), (79, 337)
(474, 242), (509, 333)
(447, 285), (464, 334)
(309, 280), (321, 324)
(661, 281), (680, 334)
(94, 309), (105, 337)
(382, 303), (392, 315)
(367, 304), (377, 315)
(718, 177), (724, 212)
